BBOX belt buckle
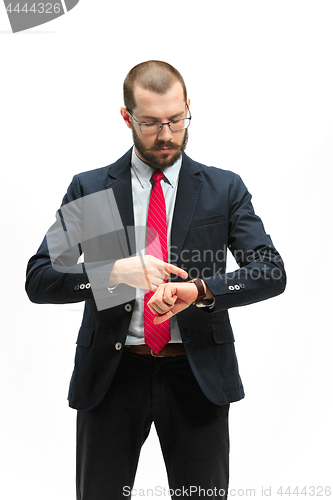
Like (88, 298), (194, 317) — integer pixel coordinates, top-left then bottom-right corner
(151, 349), (165, 358)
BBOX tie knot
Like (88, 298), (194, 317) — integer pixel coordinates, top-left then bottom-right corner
(152, 171), (164, 183)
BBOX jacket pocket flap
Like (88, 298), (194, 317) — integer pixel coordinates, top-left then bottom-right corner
(211, 323), (235, 344)
(191, 214), (225, 228)
(76, 326), (95, 347)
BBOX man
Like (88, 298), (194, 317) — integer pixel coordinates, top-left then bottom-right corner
(26, 60), (286, 499)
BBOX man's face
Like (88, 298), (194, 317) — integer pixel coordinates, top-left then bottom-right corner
(121, 81), (190, 169)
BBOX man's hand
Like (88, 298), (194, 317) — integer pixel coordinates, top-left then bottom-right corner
(109, 255), (188, 290)
(147, 282), (199, 324)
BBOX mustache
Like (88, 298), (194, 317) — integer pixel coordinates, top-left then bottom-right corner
(150, 141), (180, 151)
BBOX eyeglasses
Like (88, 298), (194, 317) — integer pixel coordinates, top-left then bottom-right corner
(126, 103), (191, 135)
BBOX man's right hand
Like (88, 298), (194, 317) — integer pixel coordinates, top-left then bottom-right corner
(109, 255), (188, 291)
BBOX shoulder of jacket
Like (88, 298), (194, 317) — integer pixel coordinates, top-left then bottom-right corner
(186, 155), (240, 182)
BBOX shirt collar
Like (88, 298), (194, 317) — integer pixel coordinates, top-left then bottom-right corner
(131, 147), (182, 189)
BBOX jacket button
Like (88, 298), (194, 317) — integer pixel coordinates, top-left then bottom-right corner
(80, 284), (86, 289)
(115, 342), (122, 350)
(239, 283), (245, 289)
(228, 285), (234, 291)
(125, 304), (132, 312)
(86, 283), (91, 289)
(234, 284), (240, 290)
(74, 284), (80, 291)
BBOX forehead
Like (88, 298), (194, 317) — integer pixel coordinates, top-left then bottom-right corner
(133, 81), (185, 119)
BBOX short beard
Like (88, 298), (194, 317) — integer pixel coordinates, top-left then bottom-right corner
(132, 127), (188, 169)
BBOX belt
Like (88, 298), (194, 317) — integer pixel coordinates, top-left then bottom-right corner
(126, 344), (186, 357)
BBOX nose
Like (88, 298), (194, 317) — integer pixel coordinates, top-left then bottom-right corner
(157, 123), (173, 142)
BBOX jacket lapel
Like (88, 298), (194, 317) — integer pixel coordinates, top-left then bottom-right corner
(105, 148), (135, 257)
(170, 153), (203, 264)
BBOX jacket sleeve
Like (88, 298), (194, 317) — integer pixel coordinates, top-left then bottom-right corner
(203, 173), (286, 312)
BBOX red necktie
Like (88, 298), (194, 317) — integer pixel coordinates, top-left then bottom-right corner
(144, 170), (171, 353)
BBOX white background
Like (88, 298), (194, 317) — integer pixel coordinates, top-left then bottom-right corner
(1, 1), (332, 498)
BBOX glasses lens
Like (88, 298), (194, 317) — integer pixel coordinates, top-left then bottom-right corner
(141, 123), (162, 134)
(170, 118), (190, 131)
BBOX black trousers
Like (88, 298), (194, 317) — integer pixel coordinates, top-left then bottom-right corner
(76, 347), (230, 499)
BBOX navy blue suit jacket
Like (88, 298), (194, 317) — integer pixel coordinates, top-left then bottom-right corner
(26, 149), (286, 410)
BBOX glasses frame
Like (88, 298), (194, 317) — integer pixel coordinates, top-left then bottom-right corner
(126, 103), (191, 135)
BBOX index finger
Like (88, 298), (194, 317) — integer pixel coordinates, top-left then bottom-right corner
(164, 264), (188, 280)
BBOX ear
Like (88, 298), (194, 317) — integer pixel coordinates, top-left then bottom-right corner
(120, 107), (132, 129)
(187, 98), (191, 108)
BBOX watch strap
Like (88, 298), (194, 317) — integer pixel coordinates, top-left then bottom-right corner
(187, 278), (206, 304)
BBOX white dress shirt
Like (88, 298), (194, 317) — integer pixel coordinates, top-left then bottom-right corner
(125, 147), (183, 345)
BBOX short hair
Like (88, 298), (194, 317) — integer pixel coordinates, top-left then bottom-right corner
(123, 60), (187, 112)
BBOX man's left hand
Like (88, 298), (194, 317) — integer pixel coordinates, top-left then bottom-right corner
(147, 282), (198, 324)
